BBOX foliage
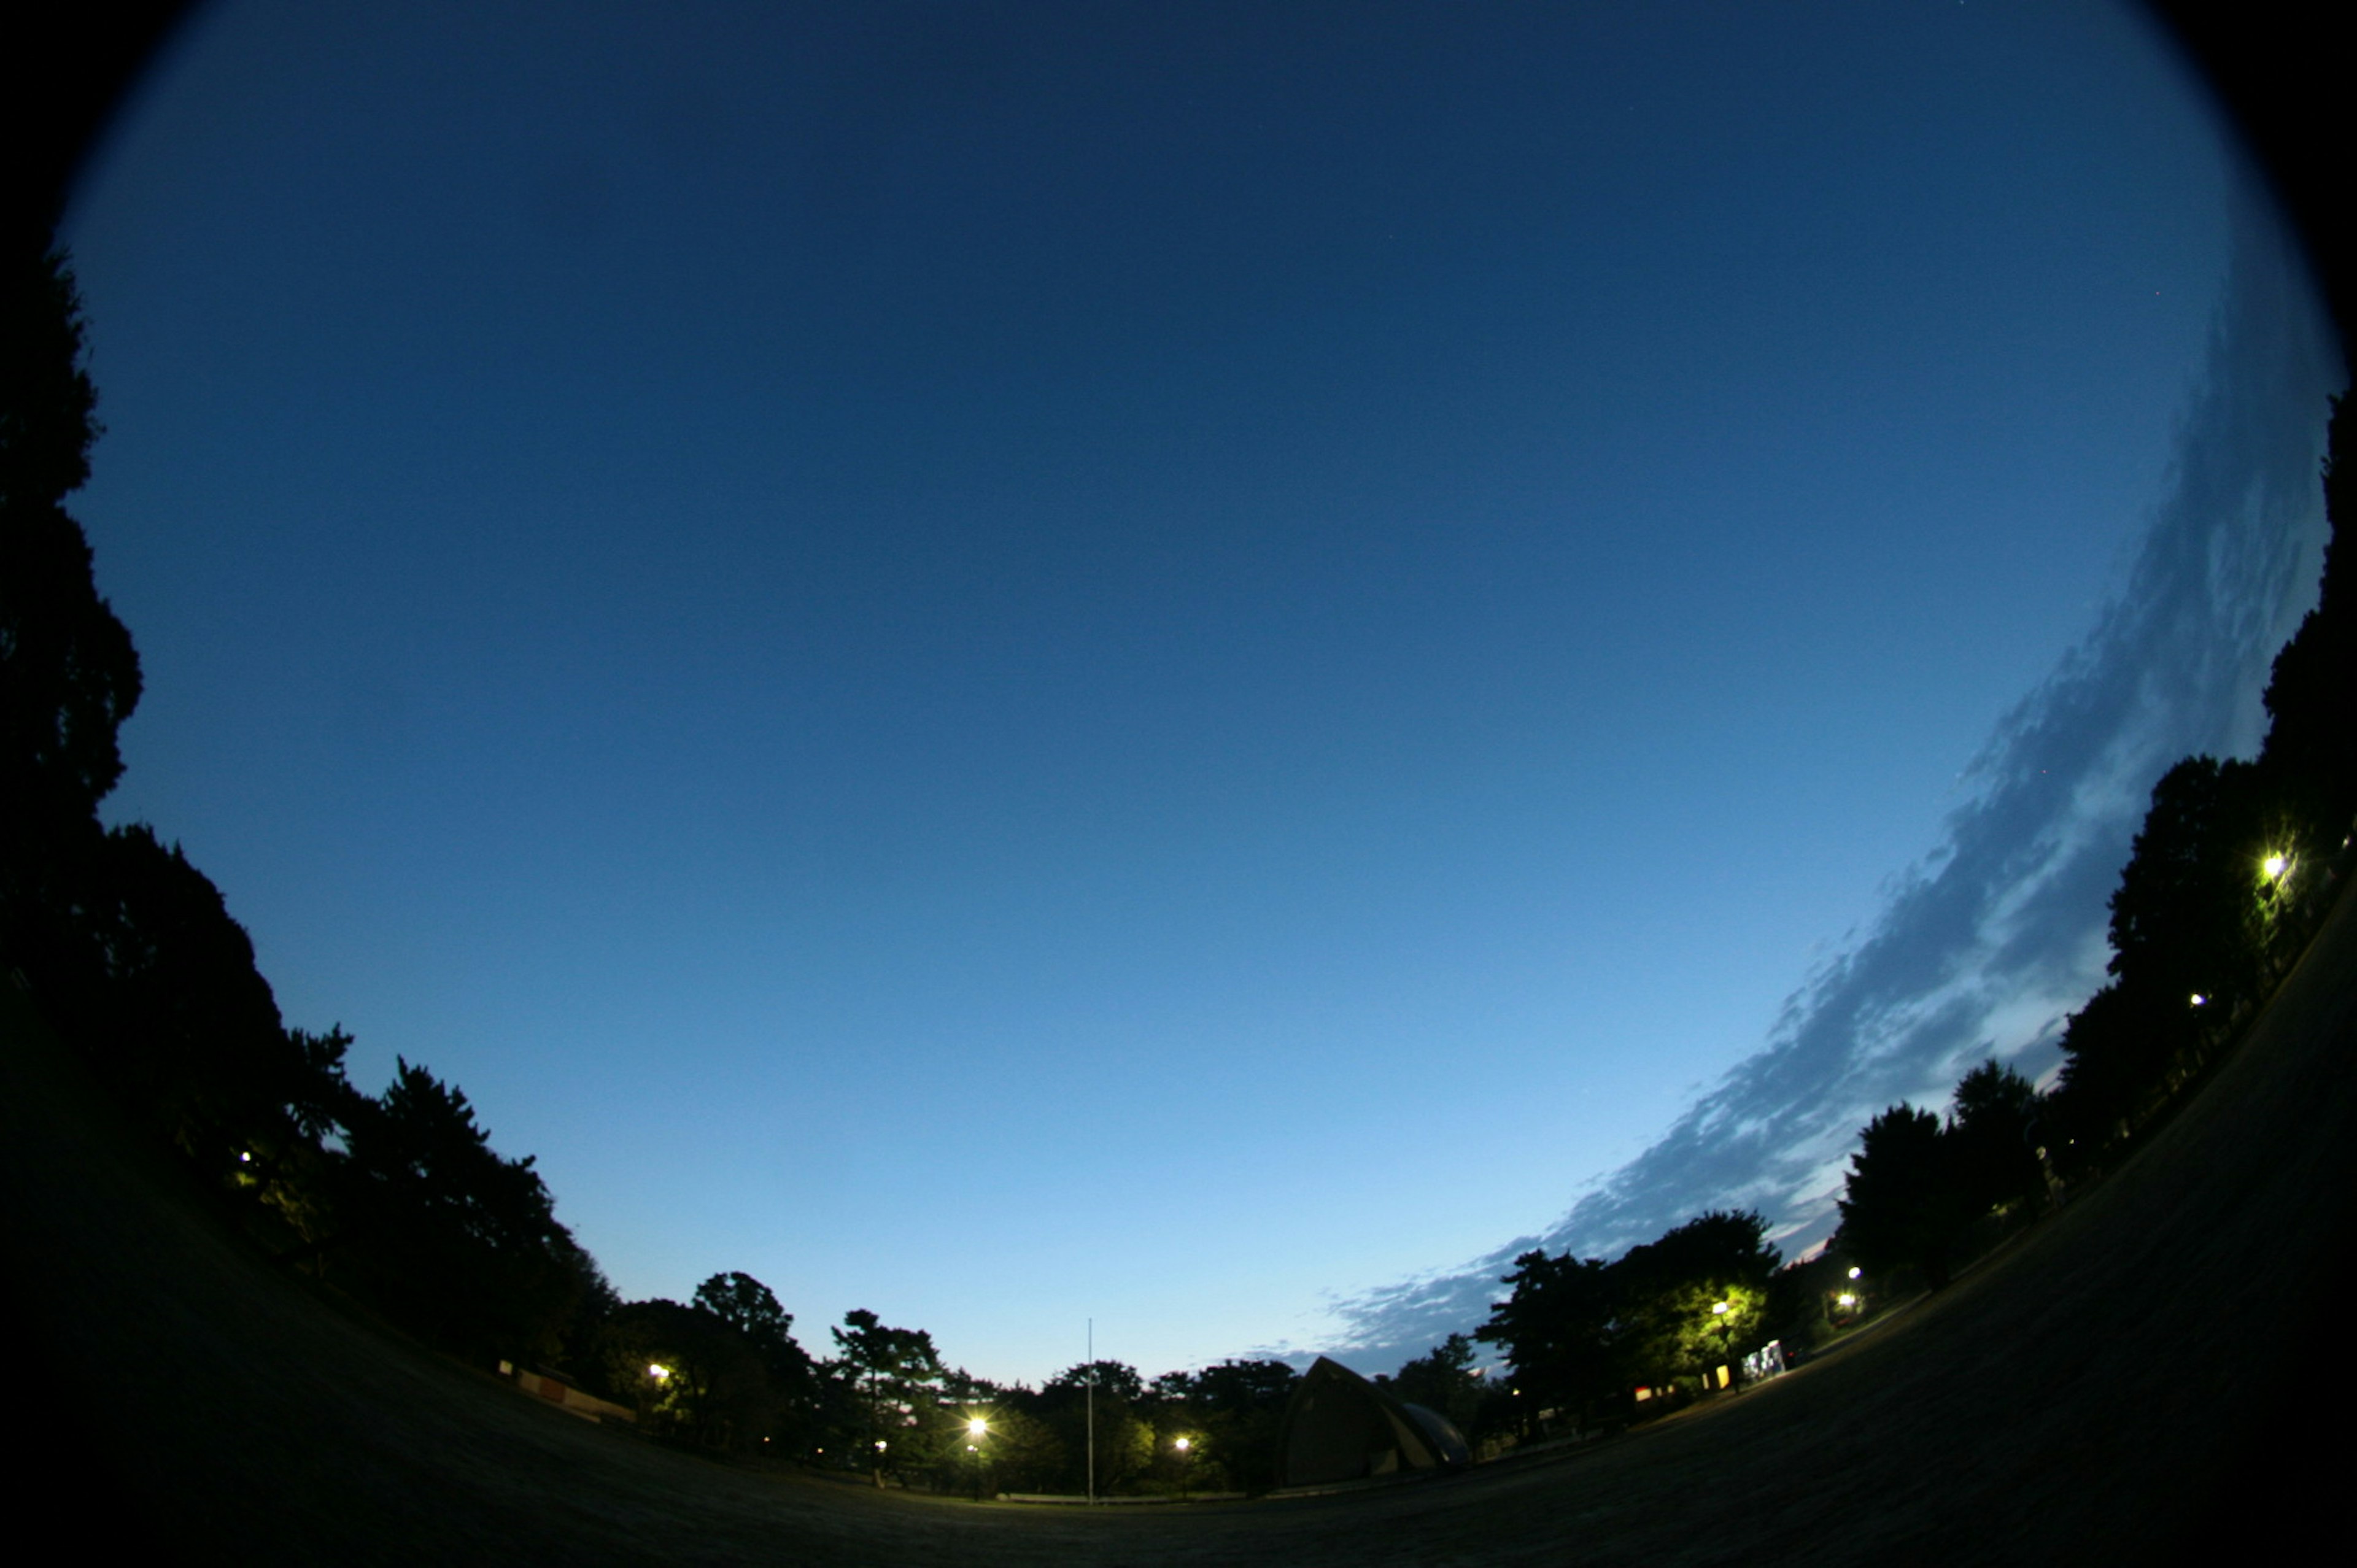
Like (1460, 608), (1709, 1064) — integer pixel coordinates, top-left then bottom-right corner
(1946, 1060), (2046, 1219)
(2256, 392), (2357, 830)
(1137, 1358), (1298, 1494)
(1476, 1248), (1615, 1423)
(827, 1308), (950, 1478)
(2, 250), (606, 1373)
(1477, 1210), (1779, 1429)
(1836, 1103), (1970, 1290)
(693, 1270), (815, 1427)
(2052, 395), (2357, 1155)
(330, 1058), (600, 1364)
(0, 247), (139, 855)
(1609, 1211), (1779, 1386)
(595, 1294), (791, 1452)
(1378, 1332), (1484, 1436)
(1030, 1359), (1153, 1494)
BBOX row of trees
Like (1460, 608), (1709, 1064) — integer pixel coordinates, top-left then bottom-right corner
(1831, 394), (2354, 1296)
(0, 242), (1341, 1496)
(1835, 1061), (2046, 1292)
(1475, 396), (2353, 1429)
(1471, 1209), (1784, 1435)
(580, 1277), (1307, 1495)
(1, 249), (617, 1372)
(2051, 393), (2353, 1153)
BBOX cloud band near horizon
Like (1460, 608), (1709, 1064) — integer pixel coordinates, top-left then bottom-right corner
(1291, 200), (2346, 1375)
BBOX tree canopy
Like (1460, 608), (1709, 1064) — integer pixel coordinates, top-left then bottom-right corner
(1476, 1208), (1779, 1428)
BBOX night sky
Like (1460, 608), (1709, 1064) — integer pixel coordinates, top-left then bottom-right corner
(60, 1), (2342, 1381)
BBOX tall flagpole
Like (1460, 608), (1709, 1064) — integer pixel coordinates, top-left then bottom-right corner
(1086, 1318), (1095, 1505)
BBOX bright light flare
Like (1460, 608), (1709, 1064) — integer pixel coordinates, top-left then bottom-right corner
(2263, 853), (2288, 880)
(1175, 1437), (1191, 1452)
(648, 1363), (670, 1380)
(967, 1417), (988, 1437)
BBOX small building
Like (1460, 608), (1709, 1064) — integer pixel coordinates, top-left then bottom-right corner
(1277, 1356), (1471, 1487)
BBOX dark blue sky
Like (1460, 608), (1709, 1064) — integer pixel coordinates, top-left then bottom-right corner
(62, 1), (2340, 1380)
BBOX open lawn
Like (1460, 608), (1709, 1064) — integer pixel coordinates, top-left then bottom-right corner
(7, 887), (2356, 1564)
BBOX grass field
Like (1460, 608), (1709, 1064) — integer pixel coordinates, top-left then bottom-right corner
(7, 887), (2356, 1564)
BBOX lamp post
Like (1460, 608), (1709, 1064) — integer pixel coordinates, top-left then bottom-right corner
(1174, 1435), (1193, 1501)
(1829, 1266), (1865, 1330)
(966, 1416), (988, 1501)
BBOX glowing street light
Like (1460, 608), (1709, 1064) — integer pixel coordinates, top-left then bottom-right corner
(963, 1418), (989, 1501)
(647, 1364), (670, 1381)
(1847, 1267), (1862, 1280)
(2191, 993), (2207, 1007)
(2264, 853), (2288, 881)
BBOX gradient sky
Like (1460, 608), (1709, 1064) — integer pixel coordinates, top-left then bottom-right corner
(58, 1), (2341, 1383)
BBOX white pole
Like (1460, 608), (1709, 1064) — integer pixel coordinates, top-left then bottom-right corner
(1086, 1318), (1095, 1505)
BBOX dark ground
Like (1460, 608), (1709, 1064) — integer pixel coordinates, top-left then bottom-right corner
(7, 884), (2356, 1564)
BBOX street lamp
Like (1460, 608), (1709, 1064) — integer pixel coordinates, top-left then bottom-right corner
(1174, 1435), (1194, 1500)
(963, 1415), (990, 1500)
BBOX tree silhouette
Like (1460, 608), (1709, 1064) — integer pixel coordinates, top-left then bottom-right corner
(597, 1295), (782, 1452)
(1380, 1332), (1483, 1435)
(1138, 1358), (1298, 1494)
(1837, 1104), (1968, 1290)
(1, 249), (141, 1019)
(1477, 1210), (1779, 1430)
(1476, 1248), (1616, 1427)
(2256, 393), (2357, 831)
(1946, 1060), (2046, 1219)
(692, 1270), (815, 1440)
(0, 250), (139, 836)
(332, 1058), (597, 1363)
(2, 247), (618, 1378)
(830, 1308), (948, 1482)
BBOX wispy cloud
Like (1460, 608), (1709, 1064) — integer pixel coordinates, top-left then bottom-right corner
(1298, 202), (2345, 1373)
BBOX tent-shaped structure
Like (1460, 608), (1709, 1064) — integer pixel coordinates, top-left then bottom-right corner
(1277, 1356), (1472, 1487)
